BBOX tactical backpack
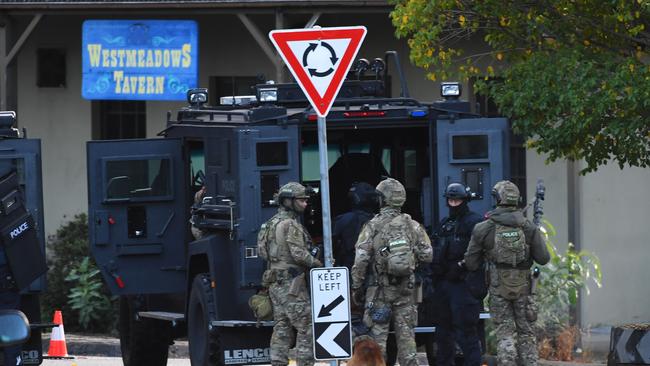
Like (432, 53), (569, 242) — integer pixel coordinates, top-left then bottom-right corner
(257, 216), (283, 261)
(492, 221), (528, 267)
(377, 214), (416, 277)
(489, 220), (530, 300)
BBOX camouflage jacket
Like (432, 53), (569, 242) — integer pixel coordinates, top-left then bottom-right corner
(264, 207), (320, 270)
(464, 207), (550, 271)
(351, 207), (433, 289)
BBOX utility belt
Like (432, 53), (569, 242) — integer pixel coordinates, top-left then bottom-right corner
(263, 266), (303, 285)
(493, 261), (532, 271)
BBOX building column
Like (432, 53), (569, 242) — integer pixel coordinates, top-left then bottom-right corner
(0, 14), (42, 111)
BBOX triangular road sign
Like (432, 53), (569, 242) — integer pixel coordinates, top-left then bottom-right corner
(269, 26), (367, 117)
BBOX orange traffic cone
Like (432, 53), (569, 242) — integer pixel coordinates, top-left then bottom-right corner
(45, 310), (73, 359)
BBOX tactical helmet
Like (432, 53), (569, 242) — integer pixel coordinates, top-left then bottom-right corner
(348, 182), (378, 209)
(276, 182), (310, 203)
(492, 180), (520, 206)
(375, 178), (406, 207)
(443, 183), (470, 200)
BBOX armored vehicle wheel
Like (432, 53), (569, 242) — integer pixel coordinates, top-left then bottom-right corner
(119, 296), (171, 366)
(188, 273), (222, 366)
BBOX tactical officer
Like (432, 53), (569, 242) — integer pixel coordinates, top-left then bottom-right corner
(431, 183), (484, 366)
(464, 181), (550, 366)
(190, 185), (207, 240)
(333, 182), (378, 272)
(257, 182), (322, 366)
(350, 178), (432, 366)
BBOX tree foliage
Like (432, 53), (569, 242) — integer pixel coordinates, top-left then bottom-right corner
(390, 0), (650, 173)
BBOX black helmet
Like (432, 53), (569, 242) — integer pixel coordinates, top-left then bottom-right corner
(443, 183), (470, 200)
(348, 182), (378, 209)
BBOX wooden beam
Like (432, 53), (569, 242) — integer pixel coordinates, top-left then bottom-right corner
(237, 13), (279, 67)
(5, 13), (42, 67)
(305, 13), (321, 28)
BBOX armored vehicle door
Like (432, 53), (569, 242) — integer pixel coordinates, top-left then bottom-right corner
(0, 138), (45, 291)
(435, 117), (509, 218)
(0, 137), (47, 366)
(87, 138), (186, 295)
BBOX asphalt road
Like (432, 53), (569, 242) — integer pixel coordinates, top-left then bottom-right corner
(41, 357), (190, 366)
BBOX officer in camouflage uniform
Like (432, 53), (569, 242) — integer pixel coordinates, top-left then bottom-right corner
(258, 182), (322, 366)
(463, 181), (550, 366)
(350, 178), (432, 366)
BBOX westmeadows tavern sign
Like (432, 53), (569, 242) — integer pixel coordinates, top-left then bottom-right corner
(82, 20), (198, 101)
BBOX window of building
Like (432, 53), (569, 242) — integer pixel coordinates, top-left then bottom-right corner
(92, 101), (146, 140)
(37, 48), (66, 88)
(209, 76), (260, 106)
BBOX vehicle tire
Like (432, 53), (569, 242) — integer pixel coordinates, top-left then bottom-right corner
(188, 273), (222, 366)
(119, 296), (171, 366)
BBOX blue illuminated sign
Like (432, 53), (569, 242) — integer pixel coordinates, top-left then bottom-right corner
(82, 20), (198, 101)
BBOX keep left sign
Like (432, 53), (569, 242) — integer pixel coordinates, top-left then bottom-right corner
(310, 267), (352, 360)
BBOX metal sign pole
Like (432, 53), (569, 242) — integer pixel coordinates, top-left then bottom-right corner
(317, 115), (334, 268)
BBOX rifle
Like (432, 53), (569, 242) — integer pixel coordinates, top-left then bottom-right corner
(530, 178), (545, 294)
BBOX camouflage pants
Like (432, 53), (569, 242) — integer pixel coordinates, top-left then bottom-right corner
(362, 284), (418, 366)
(490, 294), (538, 366)
(269, 276), (314, 366)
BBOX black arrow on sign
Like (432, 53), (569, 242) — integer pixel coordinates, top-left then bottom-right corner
(318, 295), (345, 318)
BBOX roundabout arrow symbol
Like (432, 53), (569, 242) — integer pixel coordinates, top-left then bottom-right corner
(302, 41), (338, 78)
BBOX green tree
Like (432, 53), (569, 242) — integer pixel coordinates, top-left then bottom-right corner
(390, 0), (650, 173)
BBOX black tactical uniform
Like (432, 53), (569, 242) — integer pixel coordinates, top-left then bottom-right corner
(332, 182), (377, 272)
(430, 183), (484, 366)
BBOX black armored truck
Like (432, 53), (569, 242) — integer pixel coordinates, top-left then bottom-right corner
(86, 52), (510, 366)
(0, 111), (48, 365)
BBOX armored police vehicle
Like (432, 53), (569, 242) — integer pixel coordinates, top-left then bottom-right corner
(87, 52), (509, 366)
(0, 111), (48, 365)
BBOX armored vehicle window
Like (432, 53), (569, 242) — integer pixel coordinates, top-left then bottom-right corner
(301, 144), (341, 181)
(105, 158), (172, 201)
(256, 142), (288, 167)
(452, 135), (488, 160)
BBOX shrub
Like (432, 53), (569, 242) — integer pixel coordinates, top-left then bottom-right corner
(65, 256), (112, 330)
(41, 213), (117, 333)
(535, 219), (602, 360)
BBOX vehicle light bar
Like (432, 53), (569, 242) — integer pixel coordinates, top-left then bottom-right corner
(343, 111), (386, 118)
(410, 109), (428, 118)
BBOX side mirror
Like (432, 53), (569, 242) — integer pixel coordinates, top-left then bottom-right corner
(0, 310), (30, 347)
